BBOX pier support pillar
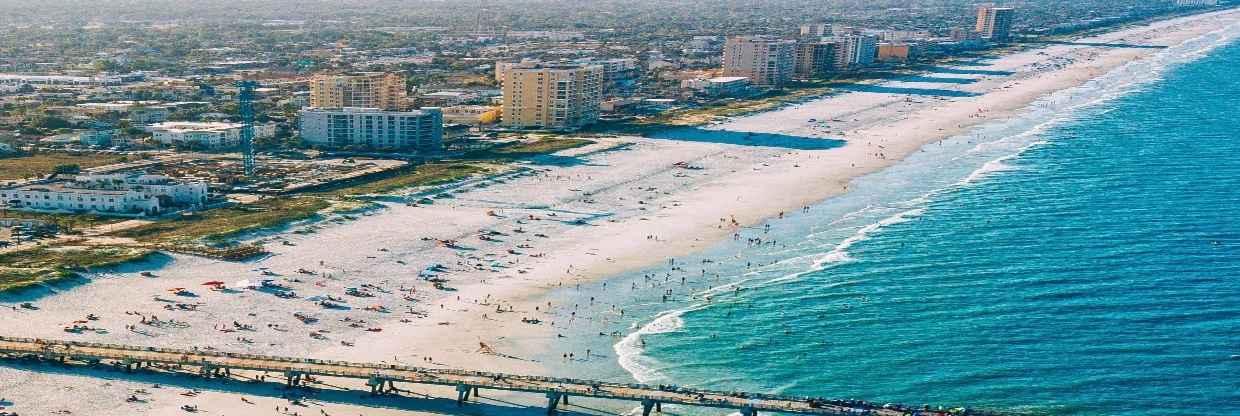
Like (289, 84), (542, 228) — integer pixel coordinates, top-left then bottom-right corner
(641, 399), (657, 416)
(367, 377), (397, 396)
(546, 392), (562, 414)
(473, 386), (480, 397)
(284, 371), (301, 387)
(561, 393), (569, 405)
(456, 384), (472, 405)
(200, 363), (214, 378)
(741, 405), (758, 416)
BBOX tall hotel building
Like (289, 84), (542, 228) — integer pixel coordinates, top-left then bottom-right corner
(722, 36), (796, 87)
(975, 5), (1015, 41)
(309, 72), (408, 110)
(834, 33), (879, 69)
(498, 63), (603, 130)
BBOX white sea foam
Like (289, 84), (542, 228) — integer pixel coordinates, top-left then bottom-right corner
(811, 207), (926, 267)
(614, 308), (689, 383)
(614, 19), (1240, 385)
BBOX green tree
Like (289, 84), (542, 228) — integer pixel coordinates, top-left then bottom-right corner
(54, 164), (81, 175)
(29, 115), (72, 130)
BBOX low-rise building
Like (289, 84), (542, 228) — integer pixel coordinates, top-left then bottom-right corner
(681, 76), (751, 97)
(0, 173), (207, 216)
(129, 106), (171, 124)
(78, 128), (119, 146)
(441, 105), (501, 125)
(0, 73), (144, 86)
(298, 107), (443, 151)
(146, 122), (276, 149)
(420, 91), (475, 106)
(876, 43), (912, 62)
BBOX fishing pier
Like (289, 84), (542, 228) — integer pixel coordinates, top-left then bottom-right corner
(0, 336), (958, 416)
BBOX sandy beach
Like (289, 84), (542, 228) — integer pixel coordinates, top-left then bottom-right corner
(3, 8), (1240, 416)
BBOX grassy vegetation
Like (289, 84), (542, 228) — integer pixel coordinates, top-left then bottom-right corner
(112, 197), (331, 242)
(599, 84), (838, 132)
(0, 209), (124, 230)
(319, 138), (590, 197)
(465, 136), (594, 159)
(0, 135), (593, 292)
(491, 137), (593, 156)
(319, 162), (490, 196)
(0, 246), (154, 291)
(0, 152), (127, 180)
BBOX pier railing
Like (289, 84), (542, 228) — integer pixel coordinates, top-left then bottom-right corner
(0, 335), (969, 416)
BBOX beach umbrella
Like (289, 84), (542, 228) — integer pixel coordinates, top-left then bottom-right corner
(305, 295), (328, 302)
(201, 281), (224, 286)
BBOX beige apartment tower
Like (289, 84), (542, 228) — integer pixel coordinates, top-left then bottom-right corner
(794, 41), (837, 79)
(309, 73), (407, 110)
(975, 5), (1015, 41)
(499, 63), (603, 130)
(722, 36), (796, 87)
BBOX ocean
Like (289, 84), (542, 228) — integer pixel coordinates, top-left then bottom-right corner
(541, 21), (1240, 416)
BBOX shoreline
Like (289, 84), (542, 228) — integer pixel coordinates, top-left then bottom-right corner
(2, 8), (1240, 416)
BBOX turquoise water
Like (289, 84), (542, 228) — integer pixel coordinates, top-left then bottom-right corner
(545, 24), (1240, 416)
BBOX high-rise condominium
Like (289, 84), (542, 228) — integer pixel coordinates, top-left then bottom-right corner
(309, 72), (407, 111)
(722, 36), (796, 87)
(499, 63), (603, 130)
(975, 5), (1015, 41)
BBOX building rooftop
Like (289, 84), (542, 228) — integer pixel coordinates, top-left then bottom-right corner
(147, 122), (244, 133)
(302, 107), (441, 114)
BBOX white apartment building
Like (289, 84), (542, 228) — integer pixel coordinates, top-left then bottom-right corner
(147, 122), (276, 149)
(800, 23), (831, 38)
(0, 173), (208, 216)
(298, 107), (443, 151)
(834, 33), (879, 69)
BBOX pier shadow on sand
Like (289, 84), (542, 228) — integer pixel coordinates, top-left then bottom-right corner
(0, 359), (604, 416)
(889, 75), (981, 84)
(645, 127), (845, 150)
(1028, 40), (1168, 49)
(524, 153), (605, 168)
(831, 83), (982, 98)
(919, 66), (1016, 76)
(0, 253), (176, 304)
(940, 59), (997, 67)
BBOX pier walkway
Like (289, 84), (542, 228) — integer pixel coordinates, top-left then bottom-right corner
(0, 336), (959, 416)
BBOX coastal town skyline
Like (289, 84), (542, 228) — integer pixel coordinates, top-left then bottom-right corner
(1, 1), (1237, 415)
